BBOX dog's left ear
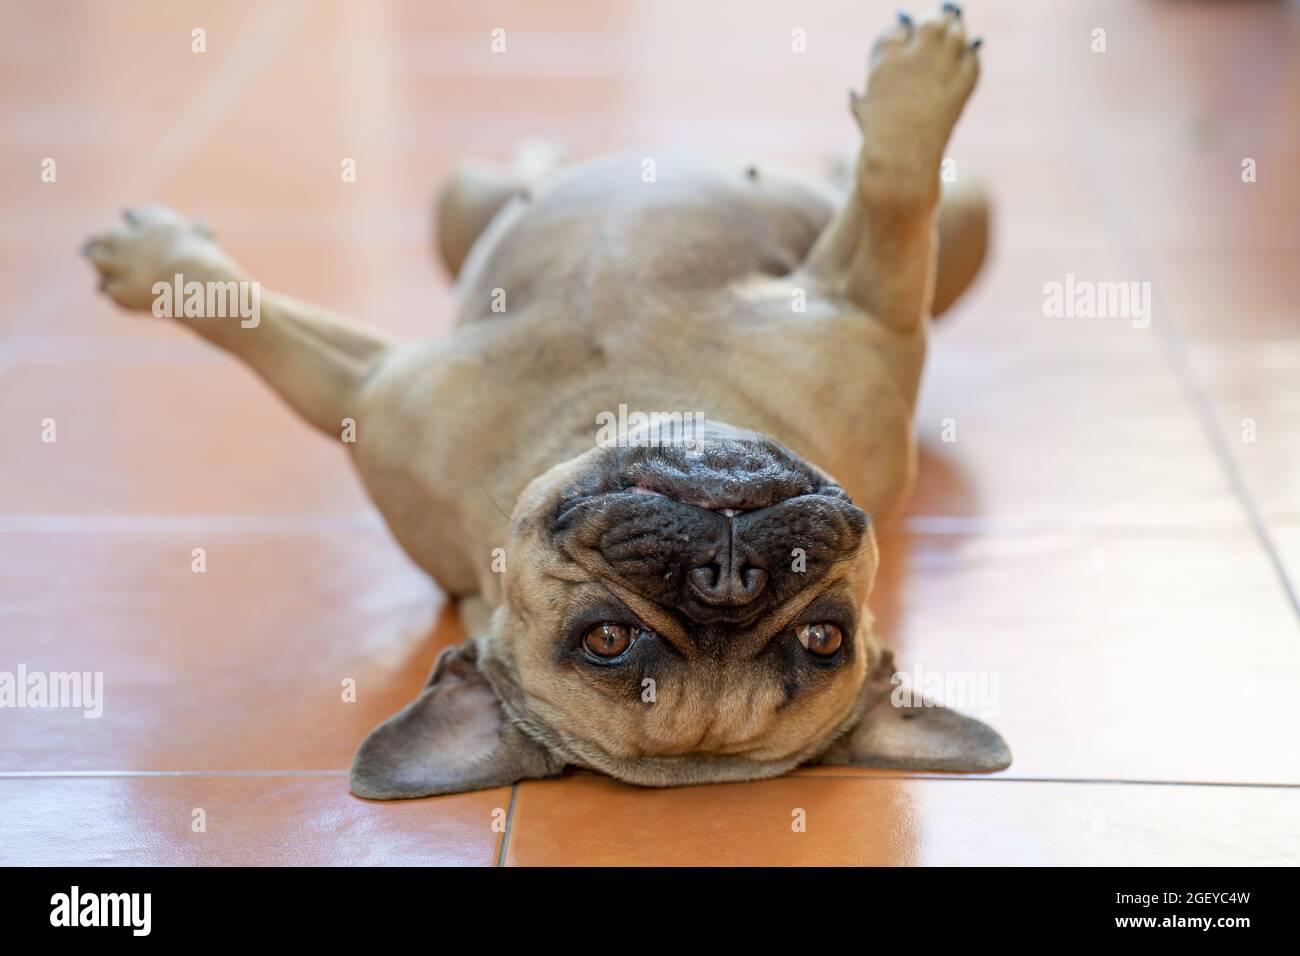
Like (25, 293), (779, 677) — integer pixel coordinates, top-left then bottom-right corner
(817, 652), (1011, 773)
(350, 640), (563, 800)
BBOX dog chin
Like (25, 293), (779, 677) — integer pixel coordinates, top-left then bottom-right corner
(568, 742), (819, 788)
(526, 695), (870, 789)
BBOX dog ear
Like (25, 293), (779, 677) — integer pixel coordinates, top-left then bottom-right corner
(817, 653), (1011, 772)
(350, 640), (563, 799)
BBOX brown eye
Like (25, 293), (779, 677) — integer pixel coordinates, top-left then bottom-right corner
(583, 622), (634, 659)
(796, 623), (843, 656)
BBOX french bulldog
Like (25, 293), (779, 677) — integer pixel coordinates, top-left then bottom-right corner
(83, 6), (1010, 798)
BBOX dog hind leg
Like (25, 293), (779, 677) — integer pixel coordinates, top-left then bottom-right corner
(435, 141), (568, 278)
(932, 178), (989, 317)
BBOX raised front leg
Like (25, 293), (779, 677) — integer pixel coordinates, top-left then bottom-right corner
(805, 5), (980, 332)
(82, 205), (393, 436)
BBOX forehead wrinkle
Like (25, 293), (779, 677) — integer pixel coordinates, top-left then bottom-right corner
(539, 562), (592, 585)
(554, 542), (685, 617)
(600, 580), (693, 654)
(731, 571), (857, 659)
(537, 549), (695, 655)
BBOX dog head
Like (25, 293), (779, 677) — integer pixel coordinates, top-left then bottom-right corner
(351, 424), (1010, 798)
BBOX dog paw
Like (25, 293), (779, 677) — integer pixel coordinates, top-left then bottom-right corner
(852, 5), (980, 148)
(82, 205), (238, 312)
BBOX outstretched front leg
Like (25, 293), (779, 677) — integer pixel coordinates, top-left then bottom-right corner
(805, 4), (980, 332)
(82, 205), (392, 436)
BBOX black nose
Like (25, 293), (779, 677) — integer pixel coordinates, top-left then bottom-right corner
(687, 550), (768, 607)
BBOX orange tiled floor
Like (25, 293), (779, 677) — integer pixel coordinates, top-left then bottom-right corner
(2, 0), (1298, 866)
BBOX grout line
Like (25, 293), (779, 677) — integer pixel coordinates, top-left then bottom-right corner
(1, 513), (1294, 537)
(0, 335), (227, 365)
(1079, 140), (1300, 623)
(901, 516), (1264, 536)
(496, 784), (521, 867)
(797, 774), (1300, 789)
(0, 513), (387, 534)
(1155, 327), (1300, 619)
(1136, 271), (1300, 618)
(2, 769), (1295, 790)
(0, 770), (348, 779)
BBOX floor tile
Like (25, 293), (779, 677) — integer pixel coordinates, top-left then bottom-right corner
(1190, 343), (1300, 523)
(1101, 150), (1300, 255)
(934, 243), (1163, 349)
(0, 361), (372, 516)
(0, 531), (449, 772)
(872, 530), (1300, 785)
(1272, 529), (1300, 604)
(2, 0), (1299, 868)
(505, 773), (1300, 866)
(0, 775), (507, 866)
(1149, 249), (1300, 344)
(908, 342), (1240, 529)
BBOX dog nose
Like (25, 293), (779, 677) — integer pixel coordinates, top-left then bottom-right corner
(687, 552), (768, 606)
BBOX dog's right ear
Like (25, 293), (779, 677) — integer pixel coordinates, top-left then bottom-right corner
(350, 640), (563, 800)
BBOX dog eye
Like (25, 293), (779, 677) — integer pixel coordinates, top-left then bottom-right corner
(583, 622), (634, 659)
(795, 623), (843, 656)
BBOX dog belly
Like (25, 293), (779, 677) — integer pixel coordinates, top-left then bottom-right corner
(454, 152), (837, 327)
(358, 154), (924, 592)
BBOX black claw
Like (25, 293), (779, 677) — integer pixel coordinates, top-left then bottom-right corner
(970, 36), (983, 51)
(80, 237), (95, 258)
(897, 10), (913, 27)
(942, 2), (962, 17)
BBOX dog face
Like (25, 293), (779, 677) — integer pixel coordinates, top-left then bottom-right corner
(351, 425), (1010, 799)
(494, 426), (878, 785)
